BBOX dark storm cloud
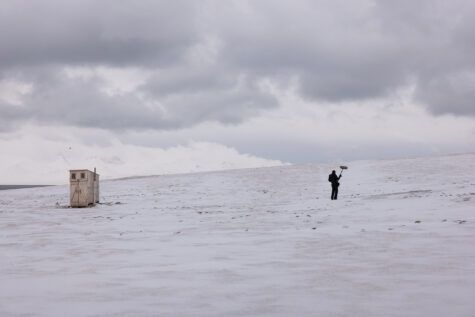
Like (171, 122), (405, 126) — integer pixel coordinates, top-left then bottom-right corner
(211, 0), (475, 111)
(0, 65), (277, 130)
(1, 0), (474, 132)
(415, 72), (475, 116)
(0, 0), (199, 68)
(24, 73), (178, 130)
(372, 0), (475, 115)
(210, 0), (412, 101)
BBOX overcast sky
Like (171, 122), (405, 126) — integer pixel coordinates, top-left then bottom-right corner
(1, 0), (474, 184)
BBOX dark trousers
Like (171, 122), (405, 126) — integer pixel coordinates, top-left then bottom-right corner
(331, 184), (339, 200)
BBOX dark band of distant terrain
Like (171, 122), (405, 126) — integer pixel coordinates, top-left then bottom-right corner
(0, 185), (52, 191)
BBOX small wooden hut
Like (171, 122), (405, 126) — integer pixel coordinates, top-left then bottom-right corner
(69, 169), (99, 207)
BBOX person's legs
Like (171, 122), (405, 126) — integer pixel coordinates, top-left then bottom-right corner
(331, 185), (337, 200)
(334, 185), (338, 200)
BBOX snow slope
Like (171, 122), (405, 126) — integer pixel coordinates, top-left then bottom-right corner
(1, 154), (474, 317)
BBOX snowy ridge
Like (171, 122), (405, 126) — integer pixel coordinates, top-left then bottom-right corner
(1, 154), (475, 317)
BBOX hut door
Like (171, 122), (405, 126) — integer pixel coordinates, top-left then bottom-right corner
(71, 182), (85, 206)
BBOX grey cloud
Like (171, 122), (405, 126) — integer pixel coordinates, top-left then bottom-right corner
(416, 71), (475, 116)
(0, 102), (27, 132)
(0, 0), (199, 68)
(1, 66), (276, 130)
(13, 71), (181, 130)
(141, 63), (277, 125)
(372, 0), (475, 114)
(210, 0), (475, 112)
(209, 0), (411, 99)
(155, 85), (277, 125)
(1, 0), (475, 133)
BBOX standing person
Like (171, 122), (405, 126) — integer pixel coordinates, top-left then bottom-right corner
(328, 170), (341, 200)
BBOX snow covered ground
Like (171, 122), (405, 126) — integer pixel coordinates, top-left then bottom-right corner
(1, 154), (474, 317)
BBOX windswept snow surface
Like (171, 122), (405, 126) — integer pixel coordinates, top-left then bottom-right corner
(1, 154), (475, 317)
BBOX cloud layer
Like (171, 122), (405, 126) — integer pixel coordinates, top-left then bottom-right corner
(0, 125), (285, 184)
(1, 0), (475, 134)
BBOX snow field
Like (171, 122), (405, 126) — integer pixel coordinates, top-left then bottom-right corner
(1, 154), (474, 316)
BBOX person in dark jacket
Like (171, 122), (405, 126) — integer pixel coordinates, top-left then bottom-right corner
(328, 170), (341, 200)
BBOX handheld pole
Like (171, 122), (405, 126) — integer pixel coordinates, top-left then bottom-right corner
(339, 165), (348, 178)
